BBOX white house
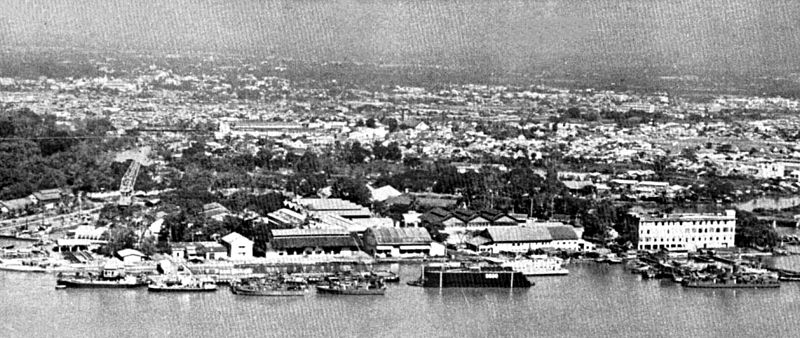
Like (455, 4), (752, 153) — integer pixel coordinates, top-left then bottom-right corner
(116, 249), (147, 265)
(221, 232), (254, 260)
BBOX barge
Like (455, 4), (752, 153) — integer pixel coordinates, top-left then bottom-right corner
(408, 264), (532, 288)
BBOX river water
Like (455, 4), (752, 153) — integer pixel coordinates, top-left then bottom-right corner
(2, 263), (800, 338)
(734, 196), (800, 212)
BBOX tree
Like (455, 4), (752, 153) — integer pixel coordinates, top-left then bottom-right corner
(385, 142), (402, 161)
(366, 117), (377, 128)
(345, 141), (370, 164)
(296, 151), (320, 174)
(101, 226), (138, 256)
(735, 210), (779, 248)
(331, 177), (372, 206)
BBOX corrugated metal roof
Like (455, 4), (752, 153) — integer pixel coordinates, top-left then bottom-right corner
(271, 228), (351, 237)
(270, 235), (358, 250)
(485, 226), (552, 243)
(545, 226), (579, 240)
(369, 226), (431, 245)
(298, 198), (365, 211)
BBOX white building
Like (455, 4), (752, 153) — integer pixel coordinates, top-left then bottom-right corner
(221, 232), (254, 260)
(634, 210), (736, 251)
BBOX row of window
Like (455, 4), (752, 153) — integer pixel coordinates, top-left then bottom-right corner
(646, 220), (733, 227)
(639, 243), (729, 250)
(640, 237), (731, 243)
(641, 227), (731, 235)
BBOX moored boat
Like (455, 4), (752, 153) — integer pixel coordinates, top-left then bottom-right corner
(408, 263), (532, 288)
(0, 259), (47, 273)
(316, 275), (386, 295)
(682, 275), (780, 289)
(148, 276), (218, 292)
(56, 259), (146, 289)
(231, 276), (309, 296)
(359, 270), (400, 283)
(57, 273), (147, 288)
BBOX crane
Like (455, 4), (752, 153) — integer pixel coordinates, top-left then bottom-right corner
(118, 160), (141, 206)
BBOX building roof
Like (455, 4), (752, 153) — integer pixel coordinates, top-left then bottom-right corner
(483, 226), (553, 243)
(271, 228), (351, 237)
(0, 198), (34, 211)
(221, 232), (253, 245)
(297, 198), (365, 211)
(369, 185), (402, 202)
(32, 189), (62, 202)
(384, 194), (414, 206)
(368, 226), (432, 245)
(545, 226), (579, 241)
(270, 235), (359, 250)
(416, 197), (458, 208)
(117, 249), (146, 258)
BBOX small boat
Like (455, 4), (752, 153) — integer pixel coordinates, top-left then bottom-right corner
(316, 276), (386, 295)
(57, 273), (147, 289)
(56, 259), (147, 289)
(0, 260), (47, 273)
(148, 276), (218, 292)
(606, 255), (624, 264)
(682, 274), (780, 289)
(231, 276), (309, 296)
(359, 270), (400, 283)
(672, 273), (684, 283)
(640, 268), (656, 279)
(290, 272), (335, 284)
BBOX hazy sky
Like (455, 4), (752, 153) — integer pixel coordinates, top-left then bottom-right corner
(2, 0), (800, 76)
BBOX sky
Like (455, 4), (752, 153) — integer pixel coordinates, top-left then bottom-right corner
(2, 0), (800, 79)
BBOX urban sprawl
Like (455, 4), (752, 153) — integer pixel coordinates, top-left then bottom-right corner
(2, 54), (799, 289)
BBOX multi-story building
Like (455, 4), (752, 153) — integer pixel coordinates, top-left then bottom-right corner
(634, 210), (736, 251)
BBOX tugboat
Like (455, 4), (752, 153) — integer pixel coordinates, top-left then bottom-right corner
(407, 263), (532, 288)
(231, 276), (309, 296)
(56, 259), (146, 289)
(148, 276), (218, 292)
(316, 275), (386, 295)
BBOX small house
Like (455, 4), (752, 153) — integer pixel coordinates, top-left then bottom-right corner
(221, 232), (254, 260)
(116, 249), (147, 265)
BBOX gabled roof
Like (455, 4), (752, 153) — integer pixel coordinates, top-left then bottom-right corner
(384, 194), (414, 206)
(368, 226), (432, 245)
(545, 226), (579, 241)
(271, 228), (351, 237)
(270, 234), (358, 250)
(483, 226), (552, 243)
(32, 189), (62, 202)
(221, 232), (253, 245)
(1, 198), (34, 211)
(117, 249), (146, 258)
(369, 185), (402, 202)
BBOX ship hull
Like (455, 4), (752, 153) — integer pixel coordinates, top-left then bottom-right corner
(420, 269), (532, 288)
(148, 285), (218, 292)
(56, 279), (146, 289)
(231, 286), (307, 296)
(315, 285), (385, 295)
